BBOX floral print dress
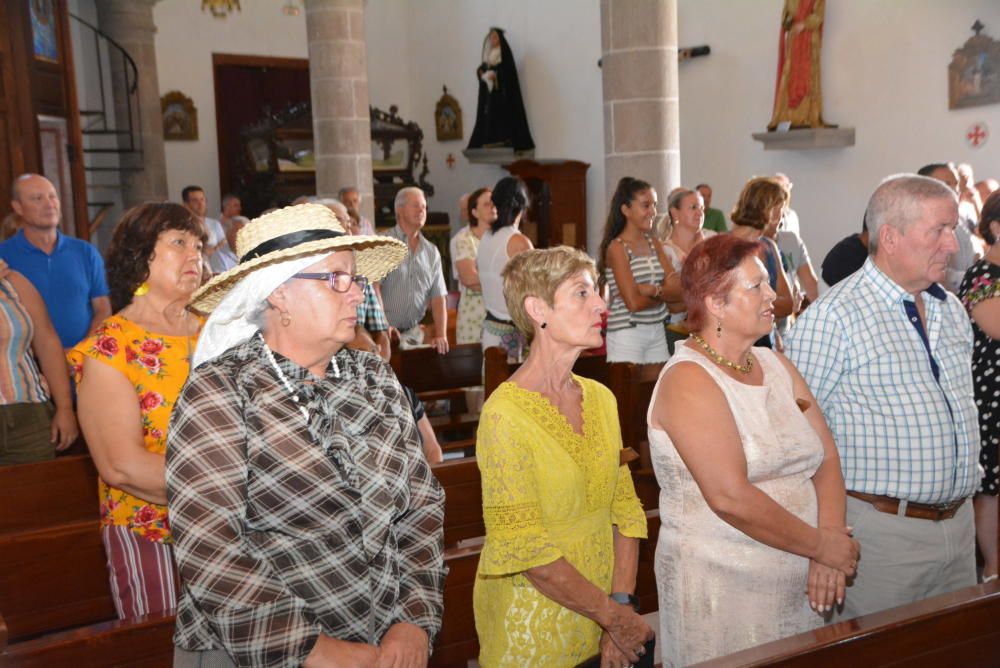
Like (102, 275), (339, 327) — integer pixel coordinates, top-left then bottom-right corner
(454, 227), (486, 344)
(68, 315), (198, 543)
(959, 259), (1000, 495)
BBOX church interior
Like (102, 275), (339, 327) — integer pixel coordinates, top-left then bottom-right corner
(1, 0), (999, 666)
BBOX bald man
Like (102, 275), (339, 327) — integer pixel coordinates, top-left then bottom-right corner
(0, 174), (110, 348)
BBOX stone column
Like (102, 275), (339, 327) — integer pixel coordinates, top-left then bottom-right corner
(305, 0), (374, 224)
(95, 0), (168, 207)
(600, 0), (680, 203)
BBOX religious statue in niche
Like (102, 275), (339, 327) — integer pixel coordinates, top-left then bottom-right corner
(949, 21), (1000, 110)
(467, 28), (535, 152)
(767, 0), (831, 130)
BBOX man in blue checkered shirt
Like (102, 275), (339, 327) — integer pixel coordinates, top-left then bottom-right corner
(786, 174), (980, 619)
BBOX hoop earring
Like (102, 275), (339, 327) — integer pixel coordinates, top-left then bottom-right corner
(280, 311), (291, 327)
(133, 282), (149, 297)
(716, 320), (723, 338)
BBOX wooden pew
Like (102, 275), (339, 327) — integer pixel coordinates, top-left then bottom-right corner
(483, 346), (610, 400)
(0, 455), (99, 534)
(431, 457), (485, 547)
(0, 519), (175, 666)
(694, 582), (1000, 667)
(392, 343), (485, 447)
(432, 544), (481, 668)
(390, 343), (483, 396)
(608, 361), (664, 470)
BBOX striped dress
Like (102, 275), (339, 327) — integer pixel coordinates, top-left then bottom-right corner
(605, 236), (667, 332)
(0, 278), (49, 405)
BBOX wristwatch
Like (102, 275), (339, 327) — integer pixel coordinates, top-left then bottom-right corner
(610, 591), (640, 612)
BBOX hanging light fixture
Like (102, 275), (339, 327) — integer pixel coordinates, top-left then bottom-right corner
(202, 0), (241, 18)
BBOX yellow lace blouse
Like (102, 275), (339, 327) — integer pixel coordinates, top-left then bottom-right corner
(68, 315), (198, 544)
(473, 376), (647, 667)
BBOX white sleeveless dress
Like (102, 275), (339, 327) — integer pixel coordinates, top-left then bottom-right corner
(647, 344), (824, 666)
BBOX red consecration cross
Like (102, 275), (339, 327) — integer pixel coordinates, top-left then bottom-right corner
(967, 124), (987, 147)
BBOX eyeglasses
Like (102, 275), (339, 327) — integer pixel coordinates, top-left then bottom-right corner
(292, 271), (368, 293)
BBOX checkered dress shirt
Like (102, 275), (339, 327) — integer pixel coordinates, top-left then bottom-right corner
(166, 335), (445, 667)
(786, 258), (980, 505)
(380, 226), (448, 331)
(357, 283), (389, 332)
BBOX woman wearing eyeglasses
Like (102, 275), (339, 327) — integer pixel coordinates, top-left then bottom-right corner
(166, 204), (446, 668)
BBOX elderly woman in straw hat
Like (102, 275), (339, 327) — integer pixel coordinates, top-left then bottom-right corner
(166, 204), (446, 668)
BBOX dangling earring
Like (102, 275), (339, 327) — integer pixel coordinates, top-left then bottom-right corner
(133, 282), (149, 297)
(716, 320), (723, 338)
(280, 311), (291, 327)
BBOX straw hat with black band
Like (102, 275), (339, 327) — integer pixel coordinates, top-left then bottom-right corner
(190, 203), (405, 367)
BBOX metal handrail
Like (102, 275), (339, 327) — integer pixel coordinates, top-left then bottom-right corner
(68, 13), (138, 94)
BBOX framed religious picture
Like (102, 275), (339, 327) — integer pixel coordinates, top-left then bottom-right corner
(30, 0), (59, 63)
(949, 21), (1000, 110)
(434, 86), (463, 141)
(161, 91), (198, 141)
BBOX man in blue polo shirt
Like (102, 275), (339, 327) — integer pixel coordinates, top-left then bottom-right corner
(1, 174), (110, 348)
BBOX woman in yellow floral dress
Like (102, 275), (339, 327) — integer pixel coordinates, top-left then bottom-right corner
(69, 202), (205, 619)
(474, 247), (654, 667)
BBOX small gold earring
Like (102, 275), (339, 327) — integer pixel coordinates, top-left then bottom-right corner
(133, 282), (150, 297)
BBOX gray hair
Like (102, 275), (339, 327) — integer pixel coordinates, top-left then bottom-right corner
(247, 299), (271, 330)
(865, 174), (958, 255)
(394, 186), (424, 211)
(338, 186), (359, 200)
(315, 197), (348, 217)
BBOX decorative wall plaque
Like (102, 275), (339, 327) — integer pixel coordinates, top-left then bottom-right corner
(949, 20), (1000, 110)
(434, 86), (463, 142)
(162, 91), (198, 141)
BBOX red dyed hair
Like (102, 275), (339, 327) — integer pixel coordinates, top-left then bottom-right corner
(682, 234), (764, 330)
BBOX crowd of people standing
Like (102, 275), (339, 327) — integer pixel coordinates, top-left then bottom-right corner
(0, 161), (997, 667)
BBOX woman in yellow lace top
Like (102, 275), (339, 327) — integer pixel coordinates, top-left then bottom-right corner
(474, 247), (653, 667)
(69, 203), (205, 620)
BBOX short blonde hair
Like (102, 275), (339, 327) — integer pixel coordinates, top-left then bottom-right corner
(502, 246), (597, 338)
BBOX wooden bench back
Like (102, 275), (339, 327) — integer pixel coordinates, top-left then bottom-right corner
(431, 457), (485, 547)
(431, 544), (481, 668)
(608, 362), (664, 469)
(0, 520), (115, 643)
(0, 456), (98, 535)
(695, 582), (1000, 667)
(390, 343), (483, 394)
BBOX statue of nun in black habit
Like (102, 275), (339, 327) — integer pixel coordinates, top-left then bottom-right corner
(467, 28), (535, 152)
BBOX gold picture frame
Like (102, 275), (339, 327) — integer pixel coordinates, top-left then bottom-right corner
(434, 86), (463, 142)
(161, 91), (199, 141)
(949, 21), (1000, 110)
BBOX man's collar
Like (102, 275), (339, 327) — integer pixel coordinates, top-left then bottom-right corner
(17, 227), (62, 254)
(393, 223), (423, 244)
(863, 257), (947, 305)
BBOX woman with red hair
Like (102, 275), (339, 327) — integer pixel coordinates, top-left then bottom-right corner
(646, 233), (857, 665)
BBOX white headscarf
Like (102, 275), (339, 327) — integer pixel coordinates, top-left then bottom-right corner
(193, 253), (330, 367)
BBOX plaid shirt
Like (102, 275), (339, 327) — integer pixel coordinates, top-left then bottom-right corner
(786, 258), (980, 505)
(380, 226), (448, 331)
(357, 283), (388, 332)
(166, 334), (445, 667)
